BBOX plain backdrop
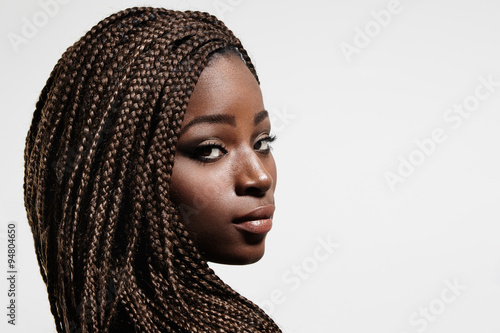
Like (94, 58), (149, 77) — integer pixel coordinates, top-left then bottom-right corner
(1, 0), (500, 332)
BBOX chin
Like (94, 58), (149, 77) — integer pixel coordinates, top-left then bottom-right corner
(208, 245), (266, 265)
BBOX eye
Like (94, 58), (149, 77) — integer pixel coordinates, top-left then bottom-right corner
(254, 135), (277, 153)
(192, 142), (227, 162)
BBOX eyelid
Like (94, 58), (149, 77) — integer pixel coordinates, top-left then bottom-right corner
(258, 134), (277, 143)
(254, 134), (277, 152)
(191, 140), (228, 162)
(186, 132), (276, 163)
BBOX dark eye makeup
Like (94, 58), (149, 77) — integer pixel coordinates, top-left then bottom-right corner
(191, 134), (277, 163)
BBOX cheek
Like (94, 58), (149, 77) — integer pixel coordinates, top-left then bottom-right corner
(170, 161), (230, 225)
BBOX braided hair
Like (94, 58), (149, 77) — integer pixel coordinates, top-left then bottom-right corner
(23, 7), (281, 332)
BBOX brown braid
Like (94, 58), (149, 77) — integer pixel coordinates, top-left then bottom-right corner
(23, 7), (281, 332)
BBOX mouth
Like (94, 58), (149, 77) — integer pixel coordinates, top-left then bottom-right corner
(233, 204), (275, 235)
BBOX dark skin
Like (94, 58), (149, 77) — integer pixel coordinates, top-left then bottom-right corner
(170, 53), (277, 265)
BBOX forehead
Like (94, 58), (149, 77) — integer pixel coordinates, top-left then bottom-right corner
(182, 53), (264, 122)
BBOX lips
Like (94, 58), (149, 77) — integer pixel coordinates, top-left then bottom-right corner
(233, 204), (275, 234)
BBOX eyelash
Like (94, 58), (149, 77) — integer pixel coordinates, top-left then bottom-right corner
(255, 134), (276, 153)
(192, 135), (277, 163)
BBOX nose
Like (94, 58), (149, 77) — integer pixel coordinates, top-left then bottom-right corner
(234, 149), (274, 197)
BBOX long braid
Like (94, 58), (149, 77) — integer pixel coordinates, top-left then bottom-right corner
(24, 7), (281, 332)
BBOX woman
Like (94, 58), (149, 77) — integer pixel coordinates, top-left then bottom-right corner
(23, 7), (281, 332)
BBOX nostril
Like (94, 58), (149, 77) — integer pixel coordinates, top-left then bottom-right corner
(244, 186), (267, 197)
(236, 171), (272, 197)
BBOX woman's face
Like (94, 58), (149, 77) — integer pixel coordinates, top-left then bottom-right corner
(170, 53), (277, 265)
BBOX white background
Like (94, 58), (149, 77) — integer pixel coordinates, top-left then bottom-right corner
(1, 0), (500, 332)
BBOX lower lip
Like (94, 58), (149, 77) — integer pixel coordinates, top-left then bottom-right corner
(233, 218), (272, 234)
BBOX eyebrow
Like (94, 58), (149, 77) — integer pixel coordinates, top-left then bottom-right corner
(253, 110), (269, 126)
(179, 110), (269, 135)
